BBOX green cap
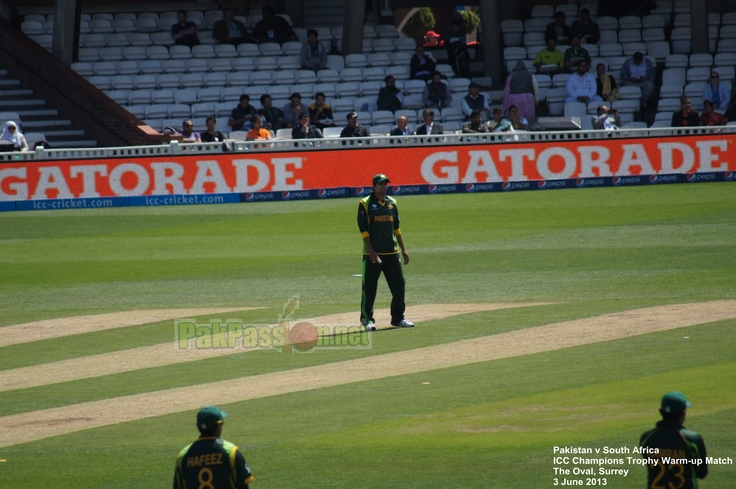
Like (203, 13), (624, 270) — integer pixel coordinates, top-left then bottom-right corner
(372, 174), (390, 185)
(661, 392), (691, 414)
(197, 406), (227, 430)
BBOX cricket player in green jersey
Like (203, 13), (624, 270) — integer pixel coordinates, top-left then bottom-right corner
(357, 174), (414, 331)
(640, 392), (708, 489)
(173, 406), (254, 489)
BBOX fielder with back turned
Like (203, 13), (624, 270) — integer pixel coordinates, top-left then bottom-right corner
(640, 392), (707, 489)
(173, 406), (254, 489)
(357, 174), (414, 331)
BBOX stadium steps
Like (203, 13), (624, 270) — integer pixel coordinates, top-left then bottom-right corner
(0, 69), (97, 148)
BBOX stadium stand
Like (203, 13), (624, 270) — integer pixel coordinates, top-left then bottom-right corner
(9, 0), (736, 147)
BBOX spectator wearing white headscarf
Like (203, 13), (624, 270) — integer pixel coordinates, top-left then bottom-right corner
(1, 121), (28, 151)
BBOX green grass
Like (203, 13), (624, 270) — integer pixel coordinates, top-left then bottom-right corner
(0, 183), (735, 489)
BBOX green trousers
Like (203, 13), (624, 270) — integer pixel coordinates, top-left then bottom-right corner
(360, 253), (406, 324)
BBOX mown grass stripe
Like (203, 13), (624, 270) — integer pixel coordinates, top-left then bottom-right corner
(0, 308), (262, 347)
(0, 303), (546, 391)
(1, 300), (733, 448)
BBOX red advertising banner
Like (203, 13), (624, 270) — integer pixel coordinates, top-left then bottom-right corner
(1, 134), (735, 200)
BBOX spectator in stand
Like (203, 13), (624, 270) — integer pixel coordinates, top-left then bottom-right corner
(564, 35), (591, 73)
(533, 37), (564, 75)
(292, 112), (324, 139)
(300, 29), (328, 72)
(340, 111), (370, 137)
(595, 63), (620, 103)
(571, 8), (600, 45)
(503, 61), (538, 122)
(445, 18), (470, 77)
(200, 116), (226, 142)
(565, 60), (602, 104)
(410, 45), (437, 82)
(258, 94), (285, 131)
(213, 8), (254, 45)
(252, 4), (298, 45)
(181, 119), (201, 142)
(282, 92), (305, 128)
(246, 115), (272, 140)
(308, 92), (335, 130)
(505, 105), (529, 130)
(390, 115), (411, 135)
(422, 71), (452, 109)
(415, 108), (444, 134)
(424, 30), (441, 46)
(228, 94), (257, 132)
(1, 121), (28, 151)
(487, 107), (505, 130)
(700, 99), (726, 126)
(620, 51), (655, 108)
(461, 82), (491, 121)
(377, 75), (403, 112)
(171, 10), (199, 47)
(545, 11), (572, 46)
(591, 105), (622, 130)
(671, 97), (700, 127)
(462, 109), (490, 133)
(702, 71), (730, 111)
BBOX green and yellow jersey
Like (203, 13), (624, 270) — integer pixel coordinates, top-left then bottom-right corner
(640, 421), (707, 489)
(357, 193), (401, 255)
(173, 437), (254, 489)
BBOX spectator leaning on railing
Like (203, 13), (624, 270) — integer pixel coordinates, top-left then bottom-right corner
(591, 105), (622, 130)
(291, 113), (324, 139)
(340, 111), (370, 137)
(200, 116), (226, 143)
(246, 116), (273, 140)
(1, 121), (28, 151)
(700, 100), (726, 126)
(671, 97), (700, 127)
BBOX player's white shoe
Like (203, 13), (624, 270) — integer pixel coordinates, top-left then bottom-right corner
(361, 317), (376, 331)
(391, 319), (415, 328)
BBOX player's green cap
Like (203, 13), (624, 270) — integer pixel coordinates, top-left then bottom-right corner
(661, 392), (691, 414)
(197, 406), (227, 430)
(372, 174), (390, 185)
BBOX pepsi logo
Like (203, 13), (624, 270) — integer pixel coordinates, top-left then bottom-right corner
(575, 178), (585, 188)
(317, 189), (327, 198)
(245, 193), (255, 202)
(537, 180), (547, 189)
(686, 173), (697, 183)
(612, 177), (622, 186)
(428, 185), (438, 194)
(502, 182), (511, 191)
(724, 171), (733, 181)
(465, 183), (475, 192)
(649, 175), (658, 184)
(282, 191), (291, 200)
(391, 186), (401, 194)
(355, 188), (366, 196)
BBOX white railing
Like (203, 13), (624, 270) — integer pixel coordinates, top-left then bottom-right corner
(2, 126), (735, 162)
